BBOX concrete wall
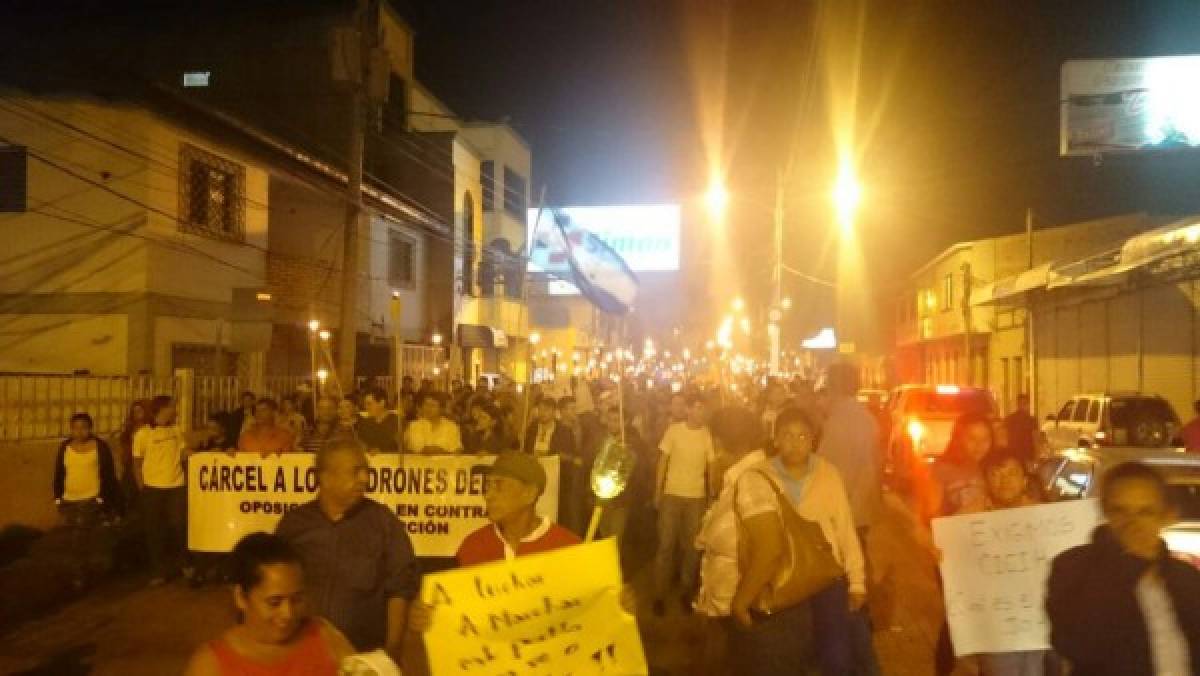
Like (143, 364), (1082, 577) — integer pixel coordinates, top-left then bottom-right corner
(0, 97), (270, 376)
(0, 440), (64, 532)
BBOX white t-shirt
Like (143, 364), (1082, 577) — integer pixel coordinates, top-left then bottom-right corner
(405, 418), (463, 453)
(659, 422), (715, 499)
(1136, 571), (1192, 676)
(63, 444), (100, 501)
(132, 425), (186, 488)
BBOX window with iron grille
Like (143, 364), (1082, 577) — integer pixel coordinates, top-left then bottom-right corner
(389, 229), (416, 289)
(503, 165), (526, 217)
(179, 143), (245, 241)
(481, 160), (494, 211)
(0, 144), (26, 213)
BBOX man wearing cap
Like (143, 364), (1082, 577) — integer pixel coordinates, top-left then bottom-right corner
(456, 452), (580, 565)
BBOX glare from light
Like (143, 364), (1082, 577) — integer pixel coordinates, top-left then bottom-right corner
(529, 331), (541, 346)
(732, 297), (745, 313)
(318, 329), (331, 342)
(832, 159), (862, 232)
(781, 296), (793, 310)
(316, 368), (328, 382)
(432, 332), (443, 346)
(307, 319), (320, 332)
(704, 176), (729, 219)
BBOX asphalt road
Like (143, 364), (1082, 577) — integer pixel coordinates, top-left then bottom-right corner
(0, 492), (943, 675)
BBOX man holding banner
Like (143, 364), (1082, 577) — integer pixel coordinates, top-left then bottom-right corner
(275, 440), (420, 662)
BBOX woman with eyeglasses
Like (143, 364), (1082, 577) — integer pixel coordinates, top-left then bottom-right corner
(731, 406), (865, 676)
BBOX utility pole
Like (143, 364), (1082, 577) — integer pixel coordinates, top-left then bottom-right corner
(336, 0), (379, 388)
(768, 169), (784, 375)
(1025, 207), (1036, 411)
(961, 261), (973, 385)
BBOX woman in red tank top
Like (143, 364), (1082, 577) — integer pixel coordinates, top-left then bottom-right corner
(184, 533), (354, 676)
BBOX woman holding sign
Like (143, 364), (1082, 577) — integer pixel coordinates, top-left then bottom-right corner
(184, 532), (356, 676)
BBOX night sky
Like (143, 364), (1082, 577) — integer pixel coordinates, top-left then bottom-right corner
(405, 0), (1200, 337)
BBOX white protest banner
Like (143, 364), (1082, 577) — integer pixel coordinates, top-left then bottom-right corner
(932, 499), (1100, 656)
(187, 452), (559, 557)
(421, 538), (648, 676)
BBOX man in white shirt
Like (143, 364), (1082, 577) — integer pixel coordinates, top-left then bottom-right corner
(524, 398), (575, 457)
(653, 393), (715, 615)
(132, 395), (191, 585)
(404, 392), (463, 454)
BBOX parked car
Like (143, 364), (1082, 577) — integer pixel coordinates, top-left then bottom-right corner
(886, 384), (998, 488)
(1041, 392), (1181, 452)
(1037, 446), (1200, 567)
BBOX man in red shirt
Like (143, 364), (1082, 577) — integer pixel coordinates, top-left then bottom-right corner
(1182, 399), (1200, 453)
(455, 452), (580, 565)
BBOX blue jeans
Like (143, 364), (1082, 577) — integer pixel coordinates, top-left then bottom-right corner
(979, 651), (1047, 676)
(810, 578), (872, 676)
(654, 495), (706, 595)
(724, 603), (815, 676)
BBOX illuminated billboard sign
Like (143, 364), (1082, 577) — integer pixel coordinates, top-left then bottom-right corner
(1061, 56), (1200, 156)
(527, 204), (681, 274)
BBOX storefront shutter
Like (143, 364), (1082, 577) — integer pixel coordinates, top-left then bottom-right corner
(1142, 282), (1193, 418)
(1080, 301), (1108, 394)
(1107, 292), (1139, 392)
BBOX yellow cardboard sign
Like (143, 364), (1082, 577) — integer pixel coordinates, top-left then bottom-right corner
(420, 538), (648, 676)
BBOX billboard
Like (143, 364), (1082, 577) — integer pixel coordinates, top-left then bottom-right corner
(527, 204), (681, 275)
(1062, 56), (1200, 156)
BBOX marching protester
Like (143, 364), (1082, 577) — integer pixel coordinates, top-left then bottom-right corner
(404, 391), (463, 454)
(917, 412), (994, 674)
(759, 380), (792, 439)
(970, 449), (1049, 675)
(335, 398), (361, 439)
(238, 398), (297, 456)
(183, 532), (356, 676)
(1003, 393), (1040, 467)
(653, 392), (715, 616)
(1047, 462), (1200, 675)
(299, 396), (346, 453)
(356, 387), (402, 454)
(115, 399), (150, 504)
(694, 406), (768, 675)
(732, 406), (866, 676)
(196, 413), (236, 455)
(464, 401), (511, 454)
(53, 412), (123, 589)
(558, 395), (592, 534)
(132, 395), (192, 586)
(279, 395), (309, 443)
(456, 452), (581, 564)
(225, 391), (258, 443)
(275, 439), (420, 660)
(524, 397), (575, 456)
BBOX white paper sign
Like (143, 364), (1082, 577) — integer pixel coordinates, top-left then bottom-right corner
(932, 499), (1100, 656)
(187, 452), (559, 557)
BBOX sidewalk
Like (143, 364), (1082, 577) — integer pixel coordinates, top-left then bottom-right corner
(0, 493), (943, 675)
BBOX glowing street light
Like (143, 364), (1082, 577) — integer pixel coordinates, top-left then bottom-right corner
(307, 319), (320, 332)
(731, 297), (745, 313)
(432, 332), (443, 347)
(832, 159), (863, 234)
(530, 331), (541, 346)
(704, 176), (729, 219)
(781, 296), (793, 310)
(318, 329), (331, 342)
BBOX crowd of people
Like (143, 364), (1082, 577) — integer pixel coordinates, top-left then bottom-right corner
(45, 365), (1200, 675)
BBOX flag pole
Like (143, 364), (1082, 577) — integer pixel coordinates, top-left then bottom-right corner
(518, 186), (549, 453)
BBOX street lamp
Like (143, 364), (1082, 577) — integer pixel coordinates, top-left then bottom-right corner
(732, 296), (745, 313)
(704, 177), (729, 219)
(832, 159), (862, 235)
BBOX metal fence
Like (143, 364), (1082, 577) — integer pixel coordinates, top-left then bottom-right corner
(0, 360), (444, 442)
(0, 375), (175, 442)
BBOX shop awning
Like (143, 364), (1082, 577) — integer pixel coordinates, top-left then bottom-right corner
(971, 262), (1056, 306)
(1049, 219), (1200, 288)
(457, 324), (508, 349)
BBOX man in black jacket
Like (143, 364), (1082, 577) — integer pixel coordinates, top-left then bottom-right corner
(1047, 461), (1200, 675)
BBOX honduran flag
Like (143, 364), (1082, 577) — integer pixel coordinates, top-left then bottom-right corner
(529, 208), (639, 315)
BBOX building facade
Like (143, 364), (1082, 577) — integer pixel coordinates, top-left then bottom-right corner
(896, 213), (1156, 413)
(0, 96), (271, 379)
